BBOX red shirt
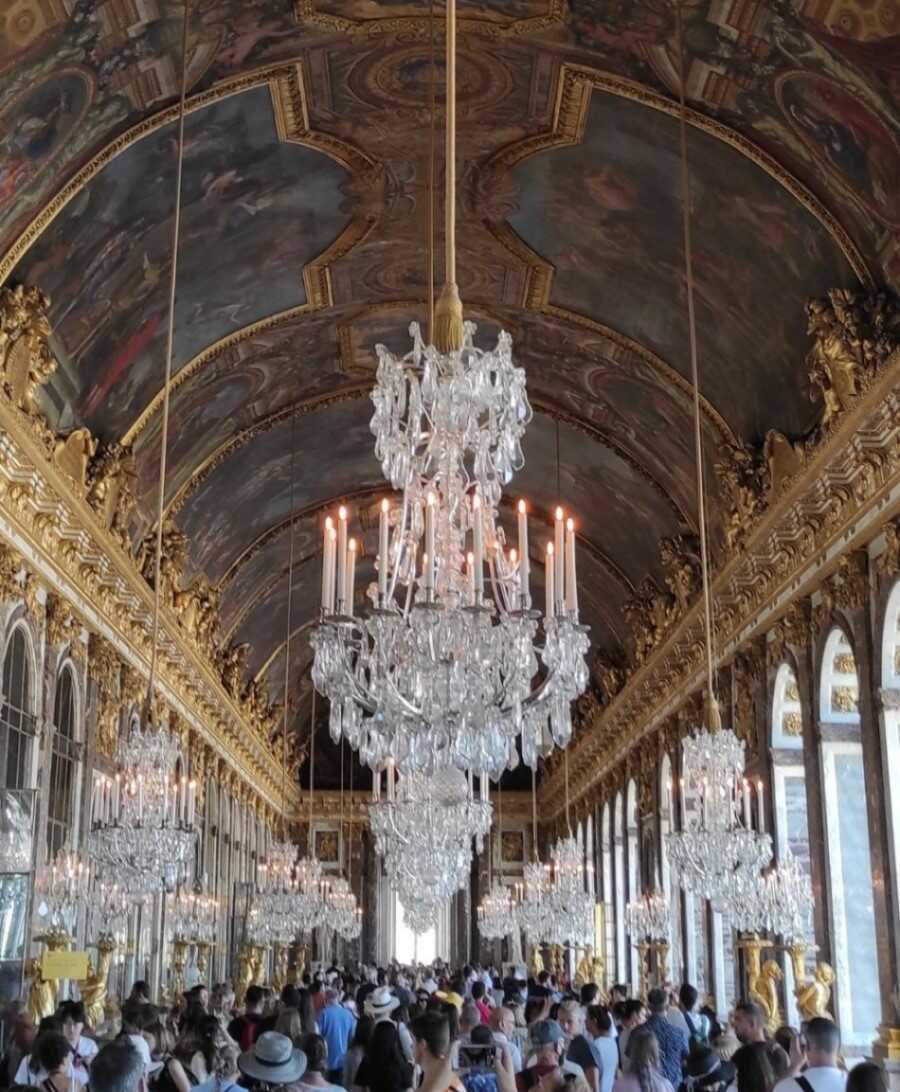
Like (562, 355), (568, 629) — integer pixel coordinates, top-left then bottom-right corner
(475, 998), (492, 1024)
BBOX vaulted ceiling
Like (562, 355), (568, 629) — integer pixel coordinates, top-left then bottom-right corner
(3, 0), (897, 786)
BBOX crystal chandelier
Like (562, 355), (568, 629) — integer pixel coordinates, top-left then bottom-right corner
(370, 765), (492, 905)
(667, 723), (772, 912)
(87, 875), (131, 943)
(88, 723), (197, 894)
(540, 835), (594, 947)
(625, 891), (670, 943)
(733, 847), (812, 942)
(326, 875), (362, 940)
(517, 859), (551, 945)
(170, 885), (218, 945)
(310, 0), (589, 783)
(34, 849), (90, 936)
(0, 791), (32, 874)
(402, 895), (440, 936)
(479, 879), (518, 941)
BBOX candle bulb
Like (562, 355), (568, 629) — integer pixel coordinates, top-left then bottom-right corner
(326, 527), (337, 612)
(425, 493), (436, 591)
(565, 517), (578, 616)
(337, 505), (348, 613)
(321, 516), (334, 612)
(554, 507), (565, 612)
(757, 779), (765, 832)
(378, 498), (390, 604)
(517, 499), (530, 607)
(742, 778), (751, 827)
(467, 551), (476, 607)
(347, 538), (358, 613)
(545, 542), (555, 619)
(510, 548), (519, 600)
(472, 494), (484, 599)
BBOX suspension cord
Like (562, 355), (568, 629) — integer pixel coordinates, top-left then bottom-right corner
(148, 0), (190, 705)
(427, 0), (436, 343)
(280, 411), (298, 840)
(309, 690), (316, 854)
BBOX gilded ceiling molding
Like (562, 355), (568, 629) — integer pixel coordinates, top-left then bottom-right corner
(484, 64), (872, 291)
(165, 385), (372, 517)
(539, 344), (900, 819)
(293, 0), (565, 39)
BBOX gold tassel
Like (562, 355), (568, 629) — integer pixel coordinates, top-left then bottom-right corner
(705, 695), (722, 732)
(434, 282), (464, 353)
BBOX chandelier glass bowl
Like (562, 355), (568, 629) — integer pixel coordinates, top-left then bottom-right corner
(88, 720), (197, 894)
(311, 322), (590, 780)
(540, 835), (594, 948)
(625, 891), (670, 943)
(667, 727), (772, 912)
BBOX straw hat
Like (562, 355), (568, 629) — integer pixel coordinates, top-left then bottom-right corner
(238, 1032), (307, 1085)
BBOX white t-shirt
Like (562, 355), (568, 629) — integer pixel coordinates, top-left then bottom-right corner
(774, 1068), (848, 1092)
(15, 1057), (89, 1089)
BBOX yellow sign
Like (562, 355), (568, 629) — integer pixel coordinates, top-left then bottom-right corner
(42, 950), (89, 981)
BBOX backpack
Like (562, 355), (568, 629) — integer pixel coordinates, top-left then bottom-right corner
(684, 1012), (709, 1049)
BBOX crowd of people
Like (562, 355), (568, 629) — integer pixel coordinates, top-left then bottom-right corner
(0, 961), (889, 1092)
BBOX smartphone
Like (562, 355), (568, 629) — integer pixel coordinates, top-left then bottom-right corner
(458, 1041), (498, 1070)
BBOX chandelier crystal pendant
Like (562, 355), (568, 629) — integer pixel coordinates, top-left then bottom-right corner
(88, 724), (197, 895)
(310, 0), (589, 782)
(540, 834), (594, 948)
(478, 879), (518, 941)
(667, 725), (772, 912)
(34, 849), (90, 936)
(370, 764), (492, 905)
(87, 875), (132, 944)
(517, 859), (551, 945)
(732, 846), (813, 942)
(625, 891), (670, 943)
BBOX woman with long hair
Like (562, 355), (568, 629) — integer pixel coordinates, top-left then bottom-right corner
(342, 1016), (373, 1091)
(353, 1022), (414, 1092)
(613, 1027), (675, 1092)
(175, 1014), (222, 1083)
(297, 992), (318, 1037)
(732, 1042), (777, 1092)
(31, 1033), (76, 1092)
(141, 1008), (192, 1092)
(409, 1012), (464, 1092)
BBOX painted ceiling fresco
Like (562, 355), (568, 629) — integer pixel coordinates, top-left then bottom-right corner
(4, 0), (899, 784)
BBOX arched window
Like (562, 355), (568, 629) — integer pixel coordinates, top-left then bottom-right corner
(1, 627), (34, 789)
(881, 581), (900, 1001)
(819, 627), (879, 1046)
(625, 779), (639, 990)
(600, 802), (615, 983)
(46, 666), (79, 859)
(613, 792), (626, 986)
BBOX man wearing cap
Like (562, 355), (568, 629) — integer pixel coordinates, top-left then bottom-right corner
(318, 987), (356, 1085)
(518, 1019), (589, 1091)
(238, 1031), (307, 1089)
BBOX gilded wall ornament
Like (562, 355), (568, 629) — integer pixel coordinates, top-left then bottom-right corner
(45, 592), (76, 649)
(878, 520), (900, 577)
(623, 577), (675, 665)
(52, 428), (98, 490)
(0, 284), (56, 421)
(659, 533), (702, 614)
(88, 633), (121, 759)
(86, 441), (137, 545)
(714, 438), (770, 550)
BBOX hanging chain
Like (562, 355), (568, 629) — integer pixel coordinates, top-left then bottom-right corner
(308, 690), (316, 854)
(279, 410), (298, 840)
(147, 0), (190, 706)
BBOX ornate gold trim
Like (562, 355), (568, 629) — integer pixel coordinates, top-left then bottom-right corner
(484, 64), (872, 290)
(293, 0), (566, 39)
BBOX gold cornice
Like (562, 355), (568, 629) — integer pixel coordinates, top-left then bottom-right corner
(293, 0), (566, 39)
(166, 385), (372, 517)
(539, 347), (900, 819)
(484, 63), (872, 291)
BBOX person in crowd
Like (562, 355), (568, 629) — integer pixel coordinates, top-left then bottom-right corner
(471, 982), (492, 1025)
(128, 984), (152, 1007)
(772, 1020), (846, 1092)
(731, 1006), (766, 1048)
(176, 1014), (221, 1083)
(409, 1012), (465, 1092)
(610, 988), (629, 1009)
(310, 984), (326, 1019)
(618, 1001), (646, 1071)
(317, 987), (356, 1084)
(31, 1032), (76, 1092)
(581, 985), (601, 1009)
(353, 1020), (414, 1092)
(91, 1039), (147, 1092)
(342, 1015), (373, 1091)
(613, 1027), (673, 1092)
(678, 1047), (735, 1092)
(140, 1008), (189, 1092)
(274, 1009), (306, 1049)
(517, 1019), (589, 1092)
(490, 1006), (523, 1074)
(195, 1036), (242, 1092)
(459, 1004), (481, 1041)
(668, 988), (709, 1049)
(1, 1009), (35, 1086)
(710, 1020), (740, 1064)
(15, 1018), (66, 1087)
(558, 1001), (603, 1092)
(237, 1031), (307, 1092)
(228, 987), (266, 1051)
(56, 1001), (97, 1083)
(641, 990), (687, 1089)
(293, 1035), (343, 1092)
(732, 1043), (777, 1092)
(586, 1006), (619, 1092)
(845, 1063), (887, 1092)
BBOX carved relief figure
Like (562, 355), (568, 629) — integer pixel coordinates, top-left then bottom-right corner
(86, 442), (137, 543)
(749, 957), (783, 1033)
(795, 963), (835, 1022)
(0, 284), (57, 417)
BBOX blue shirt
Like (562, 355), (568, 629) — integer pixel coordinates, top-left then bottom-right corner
(318, 1002), (357, 1070)
(642, 1014), (688, 1087)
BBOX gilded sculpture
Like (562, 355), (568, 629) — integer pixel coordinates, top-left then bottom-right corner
(52, 428), (98, 490)
(82, 937), (117, 1030)
(86, 441), (137, 544)
(659, 534), (701, 614)
(0, 284), (57, 419)
(795, 962), (835, 1022)
(714, 439), (770, 550)
(25, 957), (56, 1023)
(137, 517), (188, 598)
(592, 651), (627, 704)
(743, 937), (783, 1034)
(623, 577), (675, 665)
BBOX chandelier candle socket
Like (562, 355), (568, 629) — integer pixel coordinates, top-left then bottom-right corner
(312, 325), (589, 778)
(479, 879), (518, 941)
(35, 850), (90, 935)
(625, 891), (670, 942)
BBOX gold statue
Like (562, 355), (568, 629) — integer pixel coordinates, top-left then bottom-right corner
(574, 945), (594, 989)
(749, 956), (783, 1034)
(529, 944), (544, 978)
(25, 957), (56, 1023)
(53, 428), (98, 489)
(86, 441), (137, 543)
(796, 963), (835, 1022)
(235, 943), (256, 1006)
(0, 284), (57, 416)
(82, 938), (116, 1030)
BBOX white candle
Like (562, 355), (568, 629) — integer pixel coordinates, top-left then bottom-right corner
(321, 516), (333, 611)
(742, 778), (751, 827)
(517, 499), (530, 607)
(337, 505), (348, 612)
(565, 517), (578, 616)
(679, 776), (686, 822)
(326, 527), (337, 612)
(467, 551), (476, 607)
(472, 494), (484, 599)
(163, 777), (169, 826)
(545, 542), (555, 619)
(347, 538), (358, 613)
(554, 507), (565, 612)
(425, 493), (436, 591)
(510, 548), (519, 601)
(181, 777), (188, 825)
(757, 779), (765, 832)
(114, 774), (121, 821)
(378, 499), (390, 603)
(188, 780), (196, 827)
